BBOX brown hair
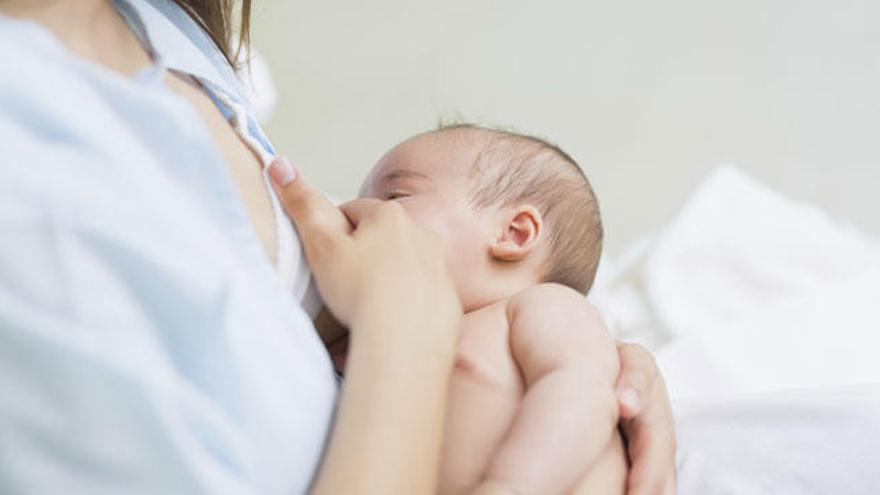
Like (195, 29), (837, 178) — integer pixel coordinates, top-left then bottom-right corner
(172, 0), (252, 68)
(437, 124), (604, 295)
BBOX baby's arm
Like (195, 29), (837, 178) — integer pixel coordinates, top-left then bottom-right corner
(475, 283), (621, 495)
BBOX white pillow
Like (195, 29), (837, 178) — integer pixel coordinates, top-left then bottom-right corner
(646, 165), (879, 341)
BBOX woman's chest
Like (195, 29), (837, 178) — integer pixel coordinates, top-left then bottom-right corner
(163, 73), (279, 261)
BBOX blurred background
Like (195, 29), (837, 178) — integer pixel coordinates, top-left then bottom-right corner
(250, 0), (879, 254)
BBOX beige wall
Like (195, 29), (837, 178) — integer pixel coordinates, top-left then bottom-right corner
(252, 0), (879, 253)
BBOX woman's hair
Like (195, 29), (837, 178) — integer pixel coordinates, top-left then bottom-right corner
(172, 0), (252, 67)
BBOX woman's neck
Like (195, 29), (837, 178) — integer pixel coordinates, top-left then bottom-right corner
(1, 0), (151, 76)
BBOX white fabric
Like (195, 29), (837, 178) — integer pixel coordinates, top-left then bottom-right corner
(646, 166), (880, 344)
(591, 166), (880, 493)
(646, 166), (880, 398)
(675, 384), (880, 494)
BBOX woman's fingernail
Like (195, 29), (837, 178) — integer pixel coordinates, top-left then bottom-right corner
(270, 157), (297, 186)
(618, 387), (640, 411)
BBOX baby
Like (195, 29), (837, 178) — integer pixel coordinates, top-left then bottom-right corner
(320, 124), (625, 494)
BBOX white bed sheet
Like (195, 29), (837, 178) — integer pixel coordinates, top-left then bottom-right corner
(675, 384), (880, 494)
(590, 166), (880, 493)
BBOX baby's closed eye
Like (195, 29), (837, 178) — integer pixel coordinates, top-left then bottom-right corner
(385, 191), (411, 200)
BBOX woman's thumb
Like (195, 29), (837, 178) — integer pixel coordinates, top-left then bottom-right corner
(268, 157), (350, 252)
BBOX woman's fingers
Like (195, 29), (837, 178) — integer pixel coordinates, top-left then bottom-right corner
(622, 416), (676, 495)
(615, 342), (658, 418)
(269, 157), (351, 261)
(338, 198), (387, 229)
(615, 342), (677, 495)
(621, 403), (677, 495)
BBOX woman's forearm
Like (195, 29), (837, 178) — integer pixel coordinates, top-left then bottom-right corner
(269, 162), (462, 493)
(310, 318), (457, 494)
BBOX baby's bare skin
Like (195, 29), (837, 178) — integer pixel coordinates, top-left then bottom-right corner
(335, 127), (626, 493)
(316, 288), (626, 494)
(442, 285), (625, 494)
(441, 301), (521, 491)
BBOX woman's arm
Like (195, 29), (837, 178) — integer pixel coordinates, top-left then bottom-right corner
(269, 159), (462, 493)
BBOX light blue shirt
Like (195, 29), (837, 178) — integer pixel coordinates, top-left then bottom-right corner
(0, 1), (338, 494)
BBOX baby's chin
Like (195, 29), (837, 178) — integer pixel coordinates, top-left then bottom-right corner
(456, 288), (503, 314)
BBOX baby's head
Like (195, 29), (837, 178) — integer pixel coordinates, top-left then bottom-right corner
(360, 124), (602, 311)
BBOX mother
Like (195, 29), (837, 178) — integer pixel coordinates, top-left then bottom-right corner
(0, 0), (674, 493)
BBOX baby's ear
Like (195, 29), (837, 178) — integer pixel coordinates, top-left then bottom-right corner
(489, 205), (543, 262)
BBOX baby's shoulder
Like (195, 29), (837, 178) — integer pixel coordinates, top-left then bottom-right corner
(505, 283), (607, 341)
(506, 283), (596, 318)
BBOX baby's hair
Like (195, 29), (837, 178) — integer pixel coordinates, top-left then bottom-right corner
(432, 122), (603, 295)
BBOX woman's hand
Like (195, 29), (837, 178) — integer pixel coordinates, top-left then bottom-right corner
(615, 343), (677, 495)
(269, 157), (462, 494)
(269, 157), (460, 346)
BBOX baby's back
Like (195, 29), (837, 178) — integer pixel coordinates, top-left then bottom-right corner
(440, 289), (626, 494)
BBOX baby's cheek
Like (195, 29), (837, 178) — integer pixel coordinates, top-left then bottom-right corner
(444, 217), (486, 267)
(397, 201), (425, 224)
(401, 200), (478, 262)
(401, 202), (449, 236)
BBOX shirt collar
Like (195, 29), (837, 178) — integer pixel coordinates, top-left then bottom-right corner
(114, 0), (249, 105)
